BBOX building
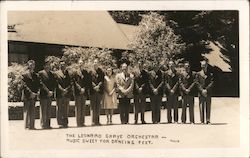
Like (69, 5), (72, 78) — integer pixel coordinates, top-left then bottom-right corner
(8, 11), (131, 70)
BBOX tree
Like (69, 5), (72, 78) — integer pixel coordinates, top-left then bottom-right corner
(61, 46), (117, 75)
(124, 12), (186, 68)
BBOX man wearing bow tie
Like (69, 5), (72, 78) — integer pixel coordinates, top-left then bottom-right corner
(133, 62), (149, 124)
(196, 60), (214, 124)
(149, 66), (164, 124)
(38, 60), (57, 129)
(72, 60), (90, 127)
(116, 62), (134, 124)
(89, 59), (105, 126)
(165, 61), (180, 123)
(22, 60), (40, 130)
(179, 62), (197, 124)
(54, 61), (72, 128)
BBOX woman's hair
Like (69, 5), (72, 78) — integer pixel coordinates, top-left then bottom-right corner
(105, 67), (113, 76)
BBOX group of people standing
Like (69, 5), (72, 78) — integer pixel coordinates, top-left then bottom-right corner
(22, 58), (213, 130)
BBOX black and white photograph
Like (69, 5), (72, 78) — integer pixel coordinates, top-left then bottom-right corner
(1, 1), (249, 158)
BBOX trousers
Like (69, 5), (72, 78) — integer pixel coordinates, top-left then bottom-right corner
(75, 95), (86, 126)
(23, 99), (36, 129)
(40, 97), (52, 128)
(150, 95), (162, 123)
(199, 96), (211, 123)
(182, 95), (194, 123)
(134, 94), (146, 122)
(56, 97), (70, 126)
(119, 97), (130, 124)
(167, 95), (179, 123)
(90, 93), (102, 125)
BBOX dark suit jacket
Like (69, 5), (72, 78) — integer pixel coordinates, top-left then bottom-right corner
(133, 70), (150, 95)
(196, 70), (214, 97)
(54, 69), (72, 98)
(149, 70), (164, 96)
(38, 70), (57, 98)
(22, 71), (40, 100)
(72, 69), (91, 97)
(165, 69), (180, 95)
(89, 68), (104, 95)
(179, 71), (197, 96)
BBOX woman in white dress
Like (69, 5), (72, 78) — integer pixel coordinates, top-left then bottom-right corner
(102, 68), (118, 124)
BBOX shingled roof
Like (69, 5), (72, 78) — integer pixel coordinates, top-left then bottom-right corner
(8, 11), (130, 50)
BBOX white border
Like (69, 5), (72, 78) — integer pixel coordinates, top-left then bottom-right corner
(1, 1), (249, 157)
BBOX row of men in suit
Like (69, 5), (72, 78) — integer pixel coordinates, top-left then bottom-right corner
(22, 59), (105, 129)
(131, 60), (214, 125)
(22, 58), (213, 130)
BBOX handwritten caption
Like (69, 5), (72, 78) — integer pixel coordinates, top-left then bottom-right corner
(65, 133), (166, 145)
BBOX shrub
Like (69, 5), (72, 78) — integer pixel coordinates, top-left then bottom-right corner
(8, 63), (27, 102)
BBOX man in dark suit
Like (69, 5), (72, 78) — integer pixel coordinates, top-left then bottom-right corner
(133, 62), (149, 124)
(72, 60), (90, 127)
(22, 60), (40, 130)
(149, 66), (164, 124)
(165, 61), (180, 123)
(89, 59), (104, 126)
(116, 62), (134, 124)
(179, 62), (197, 124)
(54, 61), (72, 128)
(38, 60), (56, 129)
(196, 60), (214, 124)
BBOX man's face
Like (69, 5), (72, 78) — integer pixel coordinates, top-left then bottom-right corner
(169, 61), (174, 69)
(142, 63), (148, 70)
(28, 63), (35, 71)
(93, 59), (98, 69)
(45, 64), (50, 71)
(121, 63), (128, 72)
(201, 62), (207, 70)
(106, 68), (112, 76)
(60, 62), (66, 70)
(184, 63), (190, 72)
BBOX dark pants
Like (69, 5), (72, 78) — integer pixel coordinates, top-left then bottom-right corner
(167, 95), (179, 123)
(182, 95), (194, 123)
(56, 97), (70, 126)
(23, 99), (36, 129)
(199, 96), (211, 123)
(119, 97), (130, 124)
(40, 97), (52, 128)
(134, 94), (146, 123)
(150, 95), (162, 123)
(90, 93), (102, 125)
(75, 95), (86, 127)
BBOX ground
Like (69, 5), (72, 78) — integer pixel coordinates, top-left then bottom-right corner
(8, 97), (239, 151)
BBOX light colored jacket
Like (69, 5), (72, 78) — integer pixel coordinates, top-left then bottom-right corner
(116, 72), (134, 98)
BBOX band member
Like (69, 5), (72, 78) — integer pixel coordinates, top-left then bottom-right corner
(179, 62), (197, 124)
(72, 61), (90, 127)
(196, 60), (214, 124)
(166, 61), (180, 123)
(133, 62), (149, 124)
(54, 61), (72, 128)
(102, 67), (118, 124)
(89, 59), (105, 126)
(149, 66), (164, 124)
(116, 62), (134, 124)
(22, 60), (40, 130)
(38, 60), (56, 129)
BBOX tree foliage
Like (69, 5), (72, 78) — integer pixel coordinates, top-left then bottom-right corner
(61, 47), (117, 74)
(110, 11), (239, 72)
(124, 12), (186, 68)
(8, 63), (27, 102)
